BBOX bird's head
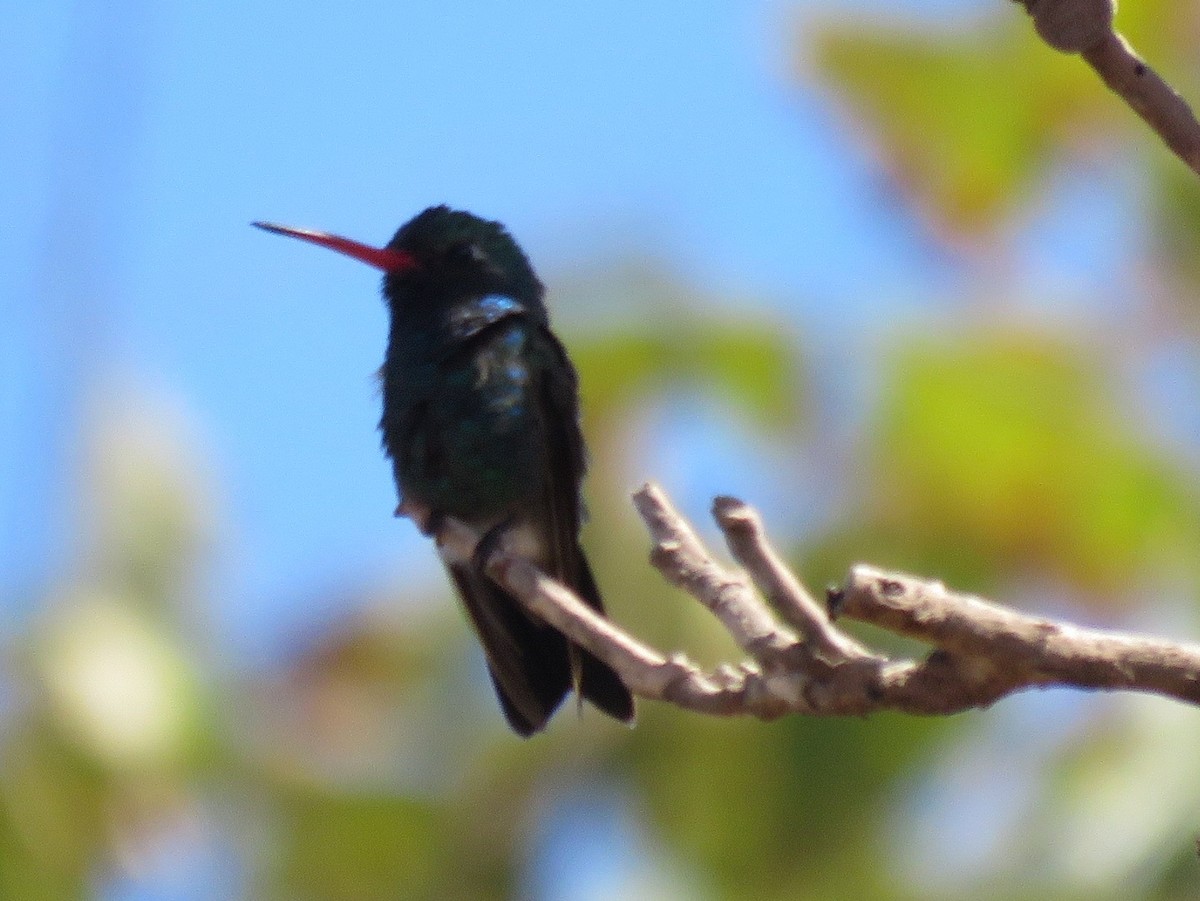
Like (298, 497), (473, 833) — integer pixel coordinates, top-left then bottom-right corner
(254, 206), (544, 308)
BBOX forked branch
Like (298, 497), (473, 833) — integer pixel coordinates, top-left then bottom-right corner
(434, 484), (1200, 719)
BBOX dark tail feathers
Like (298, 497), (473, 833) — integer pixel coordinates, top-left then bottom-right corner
(449, 550), (634, 736)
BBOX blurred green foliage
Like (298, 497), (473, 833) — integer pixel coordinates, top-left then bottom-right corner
(870, 333), (1200, 594)
(572, 322), (801, 433)
(7, 3), (1200, 899)
(815, 24), (1087, 234)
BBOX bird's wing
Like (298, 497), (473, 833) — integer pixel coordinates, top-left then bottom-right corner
(529, 325), (589, 582)
(529, 326), (635, 724)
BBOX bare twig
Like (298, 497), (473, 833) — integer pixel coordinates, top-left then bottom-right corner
(429, 485), (1200, 720)
(1016, 0), (1200, 177)
(1081, 34), (1200, 174)
(712, 495), (866, 664)
(631, 485), (797, 669)
(838, 564), (1200, 704)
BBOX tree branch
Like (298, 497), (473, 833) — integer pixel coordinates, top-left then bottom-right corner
(1015, 0), (1200, 177)
(432, 485), (1200, 720)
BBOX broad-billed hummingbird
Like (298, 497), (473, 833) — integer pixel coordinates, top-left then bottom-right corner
(253, 207), (634, 735)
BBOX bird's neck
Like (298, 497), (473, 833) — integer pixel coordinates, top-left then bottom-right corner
(385, 289), (541, 364)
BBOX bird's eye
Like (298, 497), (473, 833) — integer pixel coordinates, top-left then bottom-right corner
(446, 241), (485, 266)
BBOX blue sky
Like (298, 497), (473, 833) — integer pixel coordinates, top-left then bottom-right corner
(1, 3), (1168, 899)
(4, 0), (1146, 663)
(20, 0), (1170, 668)
(3, 0), (957, 658)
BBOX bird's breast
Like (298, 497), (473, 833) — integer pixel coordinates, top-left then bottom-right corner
(382, 318), (547, 519)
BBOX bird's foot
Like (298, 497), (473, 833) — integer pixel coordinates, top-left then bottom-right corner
(472, 517), (518, 571)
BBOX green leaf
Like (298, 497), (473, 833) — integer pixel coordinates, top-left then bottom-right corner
(811, 20), (1100, 237)
(572, 320), (801, 431)
(1151, 157), (1200, 297)
(628, 710), (943, 900)
(866, 331), (1200, 595)
(271, 788), (449, 901)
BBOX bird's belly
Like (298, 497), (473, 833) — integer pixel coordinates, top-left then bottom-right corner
(389, 329), (545, 520)
(405, 416), (541, 519)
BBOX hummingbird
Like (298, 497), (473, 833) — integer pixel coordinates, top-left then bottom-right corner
(253, 206), (634, 736)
